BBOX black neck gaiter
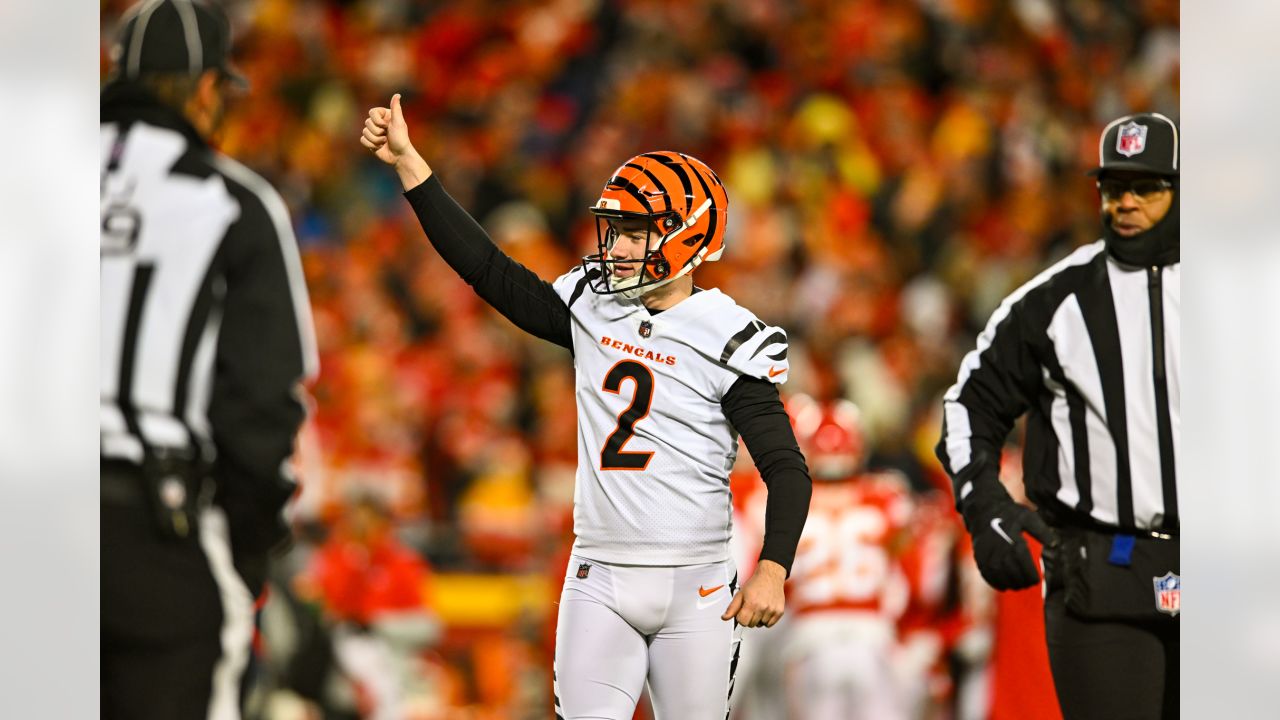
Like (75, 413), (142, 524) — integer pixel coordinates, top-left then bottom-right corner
(1101, 189), (1180, 267)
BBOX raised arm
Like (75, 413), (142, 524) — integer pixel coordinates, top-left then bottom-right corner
(361, 94), (572, 349)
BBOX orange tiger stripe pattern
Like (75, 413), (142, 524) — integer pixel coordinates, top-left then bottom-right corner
(584, 151), (729, 299)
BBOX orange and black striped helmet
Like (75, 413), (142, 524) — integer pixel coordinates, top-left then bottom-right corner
(584, 151), (729, 299)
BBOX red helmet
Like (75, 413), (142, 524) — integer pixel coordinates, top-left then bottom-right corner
(584, 151), (729, 299)
(787, 394), (867, 481)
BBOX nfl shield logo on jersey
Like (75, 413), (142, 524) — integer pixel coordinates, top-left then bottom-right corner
(1152, 572), (1180, 616)
(577, 563), (591, 579)
(1116, 121), (1148, 157)
(639, 320), (653, 338)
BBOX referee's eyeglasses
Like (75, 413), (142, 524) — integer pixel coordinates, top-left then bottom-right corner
(1097, 178), (1173, 203)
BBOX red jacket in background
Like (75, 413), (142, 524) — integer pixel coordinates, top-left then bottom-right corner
(989, 538), (1061, 720)
(307, 531), (431, 626)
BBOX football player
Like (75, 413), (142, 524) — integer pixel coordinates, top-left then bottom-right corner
(780, 395), (914, 720)
(361, 96), (812, 719)
(895, 484), (970, 719)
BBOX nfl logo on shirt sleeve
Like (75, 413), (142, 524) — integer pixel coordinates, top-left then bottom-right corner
(1152, 572), (1179, 616)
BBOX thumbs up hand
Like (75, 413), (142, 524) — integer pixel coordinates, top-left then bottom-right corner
(361, 94), (432, 187)
(362, 93), (410, 164)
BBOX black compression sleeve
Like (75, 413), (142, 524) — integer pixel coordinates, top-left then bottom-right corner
(722, 376), (812, 576)
(403, 176), (572, 349)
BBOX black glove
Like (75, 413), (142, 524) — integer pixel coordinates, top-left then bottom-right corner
(961, 489), (1056, 591)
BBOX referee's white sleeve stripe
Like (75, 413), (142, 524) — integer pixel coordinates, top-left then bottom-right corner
(940, 242), (1106, 473)
(943, 401), (974, 472)
(211, 156), (319, 381)
(943, 241), (1105, 404)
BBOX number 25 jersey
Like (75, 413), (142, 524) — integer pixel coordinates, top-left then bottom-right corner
(551, 267), (790, 566)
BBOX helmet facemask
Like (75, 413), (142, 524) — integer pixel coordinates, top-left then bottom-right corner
(584, 202), (713, 300)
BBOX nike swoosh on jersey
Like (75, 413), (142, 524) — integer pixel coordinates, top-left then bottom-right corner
(991, 517), (1015, 545)
(768, 366), (785, 378)
(698, 584), (724, 597)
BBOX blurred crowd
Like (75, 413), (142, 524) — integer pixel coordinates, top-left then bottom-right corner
(101, 0), (1178, 717)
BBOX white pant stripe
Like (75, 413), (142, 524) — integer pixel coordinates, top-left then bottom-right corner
(198, 507), (255, 720)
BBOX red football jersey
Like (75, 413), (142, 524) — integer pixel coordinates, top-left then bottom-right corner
(787, 472), (913, 617)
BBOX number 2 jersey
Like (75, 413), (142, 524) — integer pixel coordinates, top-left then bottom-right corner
(551, 267), (790, 565)
(402, 175), (811, 572)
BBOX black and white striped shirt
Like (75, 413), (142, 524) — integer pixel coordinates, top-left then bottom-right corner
(101, 82), (317, 553)
(937, 240), (1179, 533)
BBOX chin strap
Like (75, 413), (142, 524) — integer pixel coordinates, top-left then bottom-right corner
(615, 198), (718, 300)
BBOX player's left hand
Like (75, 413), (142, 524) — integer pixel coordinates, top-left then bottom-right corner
(722, 559), (786, 628)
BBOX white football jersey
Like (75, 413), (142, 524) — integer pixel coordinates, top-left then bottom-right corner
(551, 267), (790, 565)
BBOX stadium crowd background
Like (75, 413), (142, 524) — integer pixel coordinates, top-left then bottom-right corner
(100, 0), (1179, 717)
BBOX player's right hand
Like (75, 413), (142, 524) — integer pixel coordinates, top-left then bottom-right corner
(723, 559), (787, 628)
(361, 93), (414, 166)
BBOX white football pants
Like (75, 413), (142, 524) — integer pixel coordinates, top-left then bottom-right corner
(554, 554), (742, 720)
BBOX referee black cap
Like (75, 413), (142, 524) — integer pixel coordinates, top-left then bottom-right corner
(112, 0), (247, 89)
(1088, 112), (1179, 177)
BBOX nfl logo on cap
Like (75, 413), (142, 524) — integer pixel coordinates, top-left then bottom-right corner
(1152, 572), (1180, 616)
(1116, 121), (1148, 157)
(1088, 112), (1178, 178)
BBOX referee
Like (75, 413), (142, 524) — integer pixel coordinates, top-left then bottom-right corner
(936, 113), (1179, 720)
(100, 2), (317, 718)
